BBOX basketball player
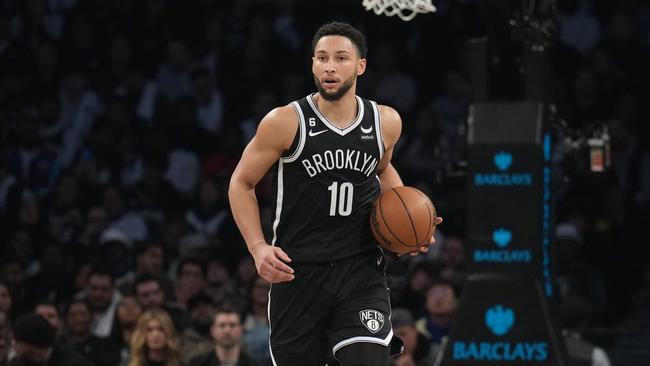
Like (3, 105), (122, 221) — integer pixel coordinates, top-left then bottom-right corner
(229, 22), (442, 366)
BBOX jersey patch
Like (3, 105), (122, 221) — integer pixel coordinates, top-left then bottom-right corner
(359, 309), (385, 334)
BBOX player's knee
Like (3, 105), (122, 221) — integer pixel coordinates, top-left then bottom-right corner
(335, 342), (389, 366)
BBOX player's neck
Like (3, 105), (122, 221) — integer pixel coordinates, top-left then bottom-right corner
(314, 91), (358, 128)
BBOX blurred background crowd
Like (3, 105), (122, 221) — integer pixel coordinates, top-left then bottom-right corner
(0, 0), (649, 365)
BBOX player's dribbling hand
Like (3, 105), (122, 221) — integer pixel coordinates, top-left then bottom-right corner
(406, 215), (443, 256)
(251, 242), (295, 283)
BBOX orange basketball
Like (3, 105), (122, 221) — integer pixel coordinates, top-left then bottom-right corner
(370, 186), (437, 255)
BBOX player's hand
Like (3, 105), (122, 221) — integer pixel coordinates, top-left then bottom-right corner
(406, 215), (443, 256)
(251, 242), (295, 283)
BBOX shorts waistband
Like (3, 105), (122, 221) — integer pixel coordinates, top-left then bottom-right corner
(291, 248), (379, 267)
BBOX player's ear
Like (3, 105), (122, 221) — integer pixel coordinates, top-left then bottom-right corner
(357, 58), (366, 76)
(312, 56), (316, 74)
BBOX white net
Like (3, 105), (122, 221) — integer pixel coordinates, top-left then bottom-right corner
(362, 0), (436, 21)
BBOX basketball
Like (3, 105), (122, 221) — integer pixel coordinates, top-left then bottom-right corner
(370, 186), (437, 254)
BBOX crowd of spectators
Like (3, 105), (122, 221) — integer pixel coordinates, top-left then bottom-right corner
(1, 0), (649, 365)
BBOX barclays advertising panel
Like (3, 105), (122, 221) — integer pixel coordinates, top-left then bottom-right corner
(466, 144), (543, 279)
(473, 151), (533, 187)
(439, 275), (567, 365)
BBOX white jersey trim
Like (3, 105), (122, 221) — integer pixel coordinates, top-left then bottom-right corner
(285, 102), (307, 163)
(271, 160), (284, 246)
(332, 329), (394, 355)
(307, 94), (365, 136)
(370, 101), (384, 161)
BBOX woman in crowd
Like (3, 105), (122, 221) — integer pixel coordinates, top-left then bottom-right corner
(127, 308), (181, 366)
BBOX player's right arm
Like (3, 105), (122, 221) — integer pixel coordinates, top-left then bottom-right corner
(228, 105), (296, 283)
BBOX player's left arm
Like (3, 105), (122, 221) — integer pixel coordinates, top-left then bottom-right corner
(377, 105), (443, 255)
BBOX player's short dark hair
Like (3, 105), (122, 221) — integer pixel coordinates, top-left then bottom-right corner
(312, 21), (367, 59)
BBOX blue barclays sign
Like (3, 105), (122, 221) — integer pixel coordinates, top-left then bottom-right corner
(452, 305), (549, 362)
(473, 228), (532, 263)
(474, 151), (533, 186)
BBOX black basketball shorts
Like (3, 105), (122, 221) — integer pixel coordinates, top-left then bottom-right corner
(268, 248), (393, 366)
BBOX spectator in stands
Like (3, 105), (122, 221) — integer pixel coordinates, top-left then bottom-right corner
(118, 242), (173, 299)
(133, 273), (187, 332)
(126, 308), (181, 366)
(10, 313), (90, 366)
(400, 262), (436, 318)
(415, 278), (461, 344)
(0, 283), (11, 321)
(180, 292), (217, 363)
(75, 206), (110, 248)
(156, 39), (193, 102)
(175, 257), (208, 309)
(101, 185), (148, 243)
(436, 236), (466, 281)
(34, 300), (63, 335)
(188, 304), (258, 366)
(26, 242), (75, 306)
(63, 299), (119, 366)
(0, 311), (10, 366)
(9, 314), (57, 366)
(190, 68), (224, 137)
(79, 267), (121, 337)
(242, 277), (270, 365)
(390, 308), (439, 366)
(185, 178), (228, 239)
(109, 293), (143, 366)
(561, 295), (612, 366)
(555, 223), (607, 315)
(0, 259), (29, 319)
(205, 256), (236, 306)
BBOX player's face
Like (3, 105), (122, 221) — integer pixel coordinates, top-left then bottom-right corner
(312, 35), (366, 101)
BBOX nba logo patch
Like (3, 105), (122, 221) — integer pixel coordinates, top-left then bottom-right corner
(359, 309), (384, 334)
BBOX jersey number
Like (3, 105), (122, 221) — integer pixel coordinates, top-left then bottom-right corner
(327, 182), (353, 216)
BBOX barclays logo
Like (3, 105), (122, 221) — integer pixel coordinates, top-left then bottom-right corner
(486, 305), (515, 336)
(473, 228), (532, 263)
(492, 228), (512, 248)
(494, 151), (513, 171)
(473, 151), (533, 187)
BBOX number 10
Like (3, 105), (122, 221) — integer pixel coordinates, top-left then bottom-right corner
(327, 181), (353, 216)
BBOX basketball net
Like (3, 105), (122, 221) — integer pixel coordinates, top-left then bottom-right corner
(362, 0), (436, 21)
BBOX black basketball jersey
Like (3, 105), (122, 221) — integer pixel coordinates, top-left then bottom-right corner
(271, 94), (385, 262)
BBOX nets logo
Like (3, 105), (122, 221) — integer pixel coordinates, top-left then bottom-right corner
(474, 151), (533, 186)
(359, 309), (384, 334)
(473, 228), (532, 263)
(485, 305), (514, 335)
(452, 305), (549, 362)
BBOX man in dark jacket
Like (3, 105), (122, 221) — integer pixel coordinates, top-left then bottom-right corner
(189, 305), (258, 366)
(9, 313), (91, 366)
